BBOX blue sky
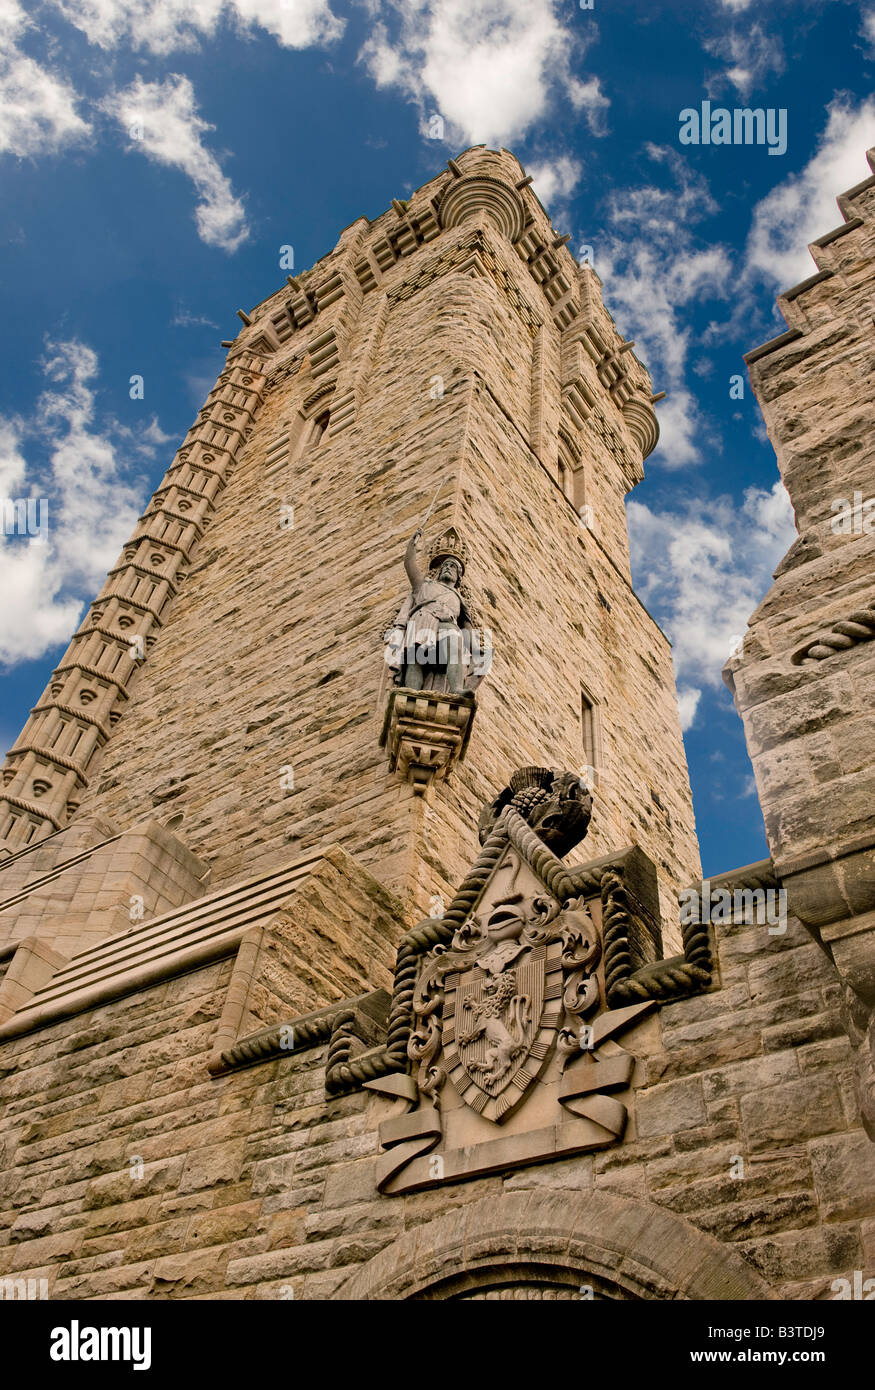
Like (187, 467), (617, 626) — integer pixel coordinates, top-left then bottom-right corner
(1, 0), (873, 877)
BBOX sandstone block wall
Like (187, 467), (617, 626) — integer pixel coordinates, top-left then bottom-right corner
(727, 149), (875, 1139)
(0, 902), (868, 1300)
(0, 818), (209, 960)
(729, 154), (875, 921)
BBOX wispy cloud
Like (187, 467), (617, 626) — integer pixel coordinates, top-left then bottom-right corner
(627, 480), (797, 724)
(0, 340), (160, 667)
(704, 22), (785, 99)
(595, 147), (731, 467)
(47, 0), (344, 54)
(0, 1), (90, 156)
(527, 154), (583, 218)
(102, 74), (249, 253)
(172, 306), (220, 330)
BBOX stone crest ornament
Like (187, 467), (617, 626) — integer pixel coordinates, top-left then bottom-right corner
(380, 516), (492, 794)
(405, 769), (623, 1134)
(436, 894), (562, 1120)
(206, 765), (714, 1197)
(348, 766), (713, 1194)
(434, 892), (603, 1123)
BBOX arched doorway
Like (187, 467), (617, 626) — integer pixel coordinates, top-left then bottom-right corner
(339, 1189), (773, 1301)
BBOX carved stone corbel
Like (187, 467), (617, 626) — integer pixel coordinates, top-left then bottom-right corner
(379, 688), (475, 795)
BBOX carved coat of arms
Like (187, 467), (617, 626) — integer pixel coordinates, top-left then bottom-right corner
(423, 879), (599, 1124)
(363, 766), (703, 1194)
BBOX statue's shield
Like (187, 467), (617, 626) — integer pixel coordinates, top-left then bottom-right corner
(441, 940), (564, 1123)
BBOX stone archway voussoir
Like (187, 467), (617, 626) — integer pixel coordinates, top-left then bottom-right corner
(337, 1189), (775, 1301)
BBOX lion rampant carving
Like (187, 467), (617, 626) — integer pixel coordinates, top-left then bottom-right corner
(458, 971), (533, 1085)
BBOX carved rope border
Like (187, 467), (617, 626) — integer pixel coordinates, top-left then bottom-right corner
(791, 604), (875, 665)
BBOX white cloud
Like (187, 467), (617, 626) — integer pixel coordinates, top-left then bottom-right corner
(360, 0), (606, 148)
(704, 22), (784, 98)
(563, 74), (609, 127)
(645, 389), (702, 470)
(528, 154), (583, 212)
(48, 0), (344, 54)
(102, 74), (249, 252)
(0, 340), (158, 668)
(596, 149), (731, 466)
(863, 8), (875, 53)
(0, 1), (90, 156)
(0, 418), (27, 498)
(746, 96), (875, 287)
(627, 479), (796, 715)
(676, 686), (702, 732)
(111, 415), (175, 451)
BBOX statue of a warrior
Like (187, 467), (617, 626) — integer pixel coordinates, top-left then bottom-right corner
(384, 525), (490, 694)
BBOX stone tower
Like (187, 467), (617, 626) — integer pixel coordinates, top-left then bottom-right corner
(726, 145), (875, 1135)
(0, 145), (699, 958)
(0, 149), (869, 1306)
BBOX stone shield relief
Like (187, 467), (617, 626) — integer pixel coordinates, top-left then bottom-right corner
(368, 840), (655, 1194)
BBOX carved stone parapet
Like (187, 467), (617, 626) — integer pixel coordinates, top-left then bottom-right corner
(380, 688), (475, 794)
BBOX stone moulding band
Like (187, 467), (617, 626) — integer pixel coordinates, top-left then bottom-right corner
(0, 831), (123, 911)
(0, 823), (67, 866)
(742, 327), (803, 366)
(777, 835), (874, 880)
(811, 215), (863, 248)
(686, 858), (779, 895)
(50, 660), (132, 695)
(780, 268), (834, 303)
(3, 745), (90, 783)
(208, 989), (391, 1077)
(791, 605), (875, 664)
(29, 701), (110, 737)
(0, 795), (63, 830)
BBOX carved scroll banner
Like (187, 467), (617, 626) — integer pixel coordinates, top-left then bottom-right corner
(559, 999), (655, 1132)
(374, 1105), (442, 1193)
